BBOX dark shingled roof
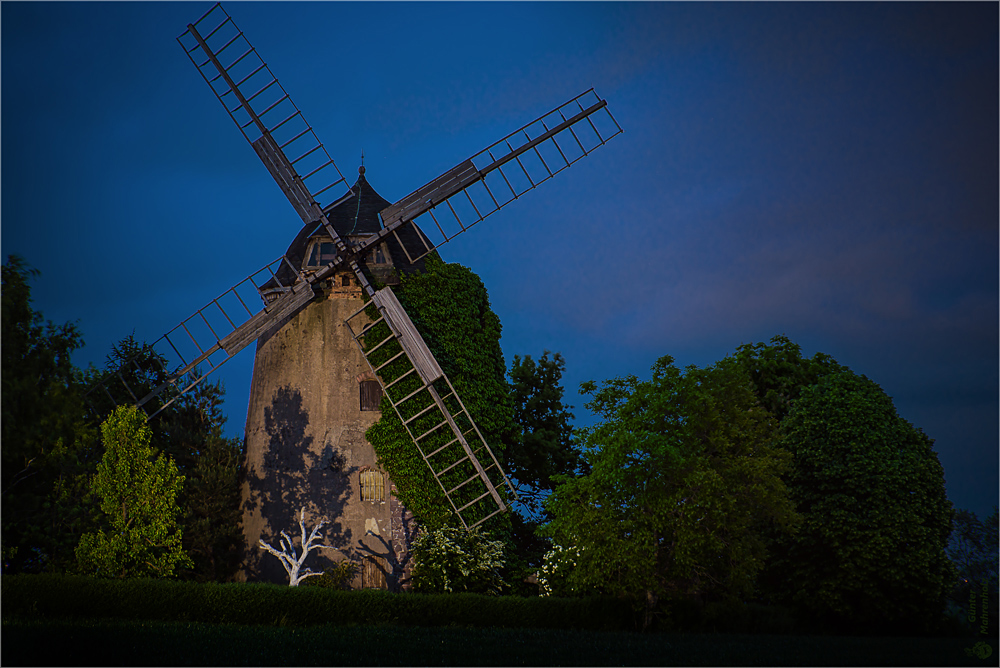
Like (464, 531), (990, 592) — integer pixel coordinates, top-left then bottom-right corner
(262, 167), (428, 293)
(326, 165), (390, 237)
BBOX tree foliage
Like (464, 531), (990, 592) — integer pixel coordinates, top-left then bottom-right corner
(948, 507), (999, 591)
(544, 355), (798, 628)
(2, 257), (241, 581)
(153, 377), (244, 583)
(947, 507), (998, 635)
(733, 334), (844, 421)
(505, 350), (585, 592)
(761, 369), (955, 632)
(507, 351), (583, 516)
(76, 405), (192, 578)
(85, 335), (245, 582)
(1, 255), (98, 573)
(1, 257), (84, 475)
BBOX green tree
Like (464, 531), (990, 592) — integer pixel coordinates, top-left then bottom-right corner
(762, 370), (955, 633)
(87, 336), (244, 582)
(948, 508), (998, 593)
(506, 350), (584, 593)
(83, 333), (173, 418)
(2, 257), (241, 579)
(411, 525), (507, 595)
(76, 405), (192, 578)
(946, 508), (999, 636)
(1, 255), (97, 574)
(733, 334), (844, 421)
(507, 351), (583, 516)
(544, 355), (798, 629)
(154, 378), (244, 583)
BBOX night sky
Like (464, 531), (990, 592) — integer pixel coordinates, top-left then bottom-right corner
(3, 2), (996, 518)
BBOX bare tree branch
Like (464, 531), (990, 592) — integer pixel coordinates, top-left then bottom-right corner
(259, 506), (340, 586)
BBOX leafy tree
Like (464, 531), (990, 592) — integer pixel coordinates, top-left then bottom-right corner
(154, 378), (243, 583)
(505, 351), (585, 593)
(28, 430), (103, 574)
(76, 405), (192, 578)
(411, 525), (507, 595)
(87, 336), (244, 582)
(544, 355), (798, 629)
(2, 256), (241, 580)
(1, 255), (97, 573)
(733, 334), (844, 421)
(761, 370), (955, 633)
(175, 427), (243, 582)
(507, 351), (583, 517)
(82, 333), (174, 418)
(946, 507), (998, 635)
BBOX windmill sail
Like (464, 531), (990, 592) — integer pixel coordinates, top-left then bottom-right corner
(178, 3), (352, 219)
(86, 255), (311, 419)
(345, 288), (516, 529)
(356, 89), (622, 265)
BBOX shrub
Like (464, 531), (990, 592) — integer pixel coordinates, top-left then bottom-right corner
(1, 574), (631, 631)
(537, 544), (594, 597)
(411, 526), (507, 595)
(300, 561), (358, 590)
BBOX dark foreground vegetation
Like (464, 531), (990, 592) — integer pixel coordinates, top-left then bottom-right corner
(1, 574), (631, 631)
(2, 616), (988, 667)
(3, 574), (995, 666)
(3, 255), (997, 666)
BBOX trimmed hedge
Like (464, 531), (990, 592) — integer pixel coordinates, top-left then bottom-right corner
(1, 574), (633, 630)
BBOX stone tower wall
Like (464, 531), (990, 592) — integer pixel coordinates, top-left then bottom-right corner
(240, 274), (406, 589)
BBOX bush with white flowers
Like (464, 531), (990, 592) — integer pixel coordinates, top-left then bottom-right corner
(538, 543), (584, 597)
(411, 526), (507, 595)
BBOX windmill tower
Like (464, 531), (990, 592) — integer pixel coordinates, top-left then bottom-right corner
(239, 166), (427, 587)
(90, 3), (621, 588)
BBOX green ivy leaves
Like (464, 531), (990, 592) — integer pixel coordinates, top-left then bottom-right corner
(365, 256), (514, 531)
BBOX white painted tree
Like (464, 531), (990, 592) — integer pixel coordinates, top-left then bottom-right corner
(259, 507), (340, 586)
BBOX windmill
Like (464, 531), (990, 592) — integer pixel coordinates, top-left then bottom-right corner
(89, 3), (621, 586)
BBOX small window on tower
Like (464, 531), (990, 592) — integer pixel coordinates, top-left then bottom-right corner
(360, 379), (382, 411)
(360, 469), (385, 503)
(341, 275), (351, 287)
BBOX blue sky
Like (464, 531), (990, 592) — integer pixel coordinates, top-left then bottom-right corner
(3, 2), (996, 517)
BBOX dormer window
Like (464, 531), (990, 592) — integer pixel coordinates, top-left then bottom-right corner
(305, 241), (337, 268)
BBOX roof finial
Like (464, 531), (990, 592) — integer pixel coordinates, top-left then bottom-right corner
(359, 150), (365, 175)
